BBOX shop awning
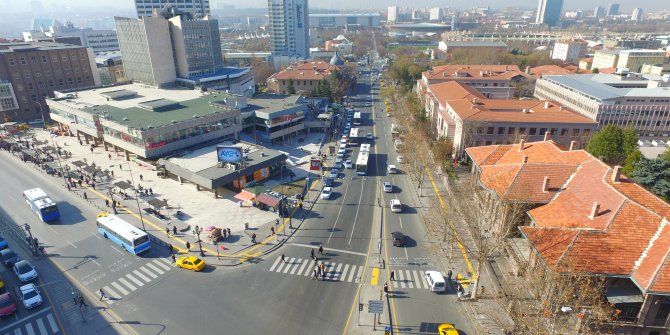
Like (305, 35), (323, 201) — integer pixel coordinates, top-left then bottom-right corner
(606, 286), (644, 304)
(256, 193), (282, 207)
(72, 160), (88, 168)
(234, 190), (256, 202)
(113, 180), (134, 190)
(147, 198), (169, 209)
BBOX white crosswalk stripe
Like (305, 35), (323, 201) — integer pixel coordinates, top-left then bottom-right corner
(126, 273), (144, 287)
(153, 259), (172, 271)
(268, 257), (363, 283)
(144, 262), (164, 275)
(388, 269), (433, 290)
(35, 319), (47, 335)
(101, 258), (174, 304)
(1, 312), (61, 335)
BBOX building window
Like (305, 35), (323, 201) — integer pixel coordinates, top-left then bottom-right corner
(560, 128), (569, 136)
(27, 83), (34, 90)
(31, 56), (37, 64)
(38, 82), (45, 88)
(77, 77), (82, 84)
(20, 57), (26, 65)
(529, 128), (537, 135)
(583, 129), (591, 136)
(655, 299), (670, 320)
(61, 54), (68, 61)
(518, 127), (526, 135)
(8, 58), (15, 66)
(52, 55), (58, 63)
(508, 127), (516, 135)
(58, 79), (64, 86)
(550, 128), (558, 135)
(486, 127), (494, 134)
(48, 80), (53, 87)
(42, 55), (47, 63)
(67, 78), (73, 85)
(572, 128), (580, 136)
(485, 141), (493, 145)
(540, 128), (548, 135)
(497, 127), (505, 135)
(35, 72), (41, 78)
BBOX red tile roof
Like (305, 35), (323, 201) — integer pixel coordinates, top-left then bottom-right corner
(422, 64), (530, 82)
(268, 60), (339, 81)
(467, 140), (670, 293)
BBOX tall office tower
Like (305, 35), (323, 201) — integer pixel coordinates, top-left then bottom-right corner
(536, 0), (564, 27)
(267, 0), (309, 59)
(134, 0), (210, 18)
(114, 15), (177, 87)
(430, 7), (443, 21)
(594, 6), (604, 18)
(168, 15), (222, 78)
(631, 8), (643, 21)
(387, 6), (399, 23)
(606, 3), (619, 16)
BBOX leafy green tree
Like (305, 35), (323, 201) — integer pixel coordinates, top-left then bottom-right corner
(286, 79), (296, 94)
(622, 127), (638, 157)
(659, 147), (670, 162)
(592, 68), (600, 73)
(630, 158), (670, 201)
(586, 125), (625, 165)
(623, 149), (642, 175)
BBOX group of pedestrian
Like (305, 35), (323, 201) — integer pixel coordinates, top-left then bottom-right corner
(312, 261), (327, 280)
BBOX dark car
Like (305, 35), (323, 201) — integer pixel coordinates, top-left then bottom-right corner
(391, 232), (405, 247)
(0, 249), (19, 267)
(0, 292), (16, 317)
(324, 177), (334, 187)
(0, 236), (7, 250)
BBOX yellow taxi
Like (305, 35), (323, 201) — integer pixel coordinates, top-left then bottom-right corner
(384, 99), (390, 105)
(176, 256), (206, 271)
(438, 323), (459, 335)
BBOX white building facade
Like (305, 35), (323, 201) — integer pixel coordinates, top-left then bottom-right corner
(551, 41), (588, 63)
(268, 0), (310, 59)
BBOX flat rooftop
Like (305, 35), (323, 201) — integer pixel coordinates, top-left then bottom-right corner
(542, 74), (670, 100)
(0, 41), (85, 53)
(245, 94), (306, 118)
(49, 83), (237, 130)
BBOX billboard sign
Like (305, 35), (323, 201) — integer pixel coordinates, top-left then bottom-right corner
(216, 146), (243, 163)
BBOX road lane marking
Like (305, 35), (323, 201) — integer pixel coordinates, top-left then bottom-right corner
(126, 273), (144, 287)
(145, 262), (164, 275)
(65, 240), (77, 248)
(398, 216), (403, 229)
(152, 259), (171, 271)
(111, 282), (129, 296)
(371, 267), (379, 286)
(297, 259), (309, 276)
(333, 263), (343, 280)
(289, 258), (301, 275)
(327, 180), (352, 244)
(110, 246), (124, 255)
(91, 232), (102, 239)
(118, 277), (137, 291)
(268, 256), (282, 272)
(0, 307), (52, 333)
(132, 270), (151, 283)
(103, 285), (119, 299)
(348, 266), (358, 282)
(36, 318), (47, 335)
(139, 266), (158, 279)
(346, 178), (366, 246)
(341, 264), (350, 282)
(286, 243), (367, 257)
(46, 313), (58, 332)
(282, 259), (294, 273)
(25, 323), (34, 335)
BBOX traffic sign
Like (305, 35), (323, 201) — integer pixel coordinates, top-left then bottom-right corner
(359, 303), (363, 312)
(368, 300), (384, 314)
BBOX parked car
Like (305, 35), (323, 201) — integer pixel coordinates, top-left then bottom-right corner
(337, 149), (345, 158)
(320, 187), (333, 200)
(13, 260), (38, 282)
(344, 160), (353, 169)
(0, 236), (8, 250)
(366, 133), (374, 140)
(19, 284), (42, 309)
(324, 177), (334, 187)
(391, 232), (405, 247)
(383, 181), (393, 193)
(397, 155), (404, 163)
(0, 292), (16, 317)
(329, 169), (340, 179)
(0, 249), (19, 267)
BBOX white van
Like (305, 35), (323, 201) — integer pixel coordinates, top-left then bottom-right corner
(387, 165), (397, 174)
(425, 271), (446, 292)
(390, 199), (402, 213)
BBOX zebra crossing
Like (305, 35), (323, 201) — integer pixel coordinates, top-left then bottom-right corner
(389, 269), (432, 290)
(101, 258), (173, 304)
(268, 257), (364, 283)
(0, 312), (59, 335)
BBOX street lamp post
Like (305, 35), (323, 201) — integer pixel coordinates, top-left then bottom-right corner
(23, 223), (37, 256)
(194, 225), (205, 257)
(35, 102), (47, 130)
(112, 163), (146, 231)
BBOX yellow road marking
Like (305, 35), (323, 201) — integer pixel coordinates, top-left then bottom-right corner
(371, 267), (379, 286)
(456, 273), (470, 289)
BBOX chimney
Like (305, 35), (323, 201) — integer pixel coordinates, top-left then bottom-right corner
(559, 106), (566, 111)
(522, 155), (529, 164)
(542, 176), (550, 192)
(611, 166), (622, 183)
(544, 131), (550, 142)
(525, 66), (530, 74)
(589, 202), (600, 219)
(544, 101), (550, 109)
(505, 65), (508, 71)
(518, 139), (525, 151)
(569, 141), (577, 151)
(472, 97), (478, 104)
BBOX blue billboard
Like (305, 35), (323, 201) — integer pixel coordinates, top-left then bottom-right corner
(216, 146), (243, 163)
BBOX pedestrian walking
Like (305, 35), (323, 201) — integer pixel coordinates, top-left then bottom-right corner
(90, 147), (93, 154)
(270, 227), (275, 235)
(310, 249), (315, 260)
(172, 226), (177, 236)
(227, 228), (231, 237)
(78, 295), (87, 307)
(318, 244), (324, 255)
(166, 227), (170, 237)
(281, 254), (287, 264)
(91, 182), (95, 190)
(83, 192), (88, 200)
(168, 244), (173, 254)
(447, 269), (453, 282)
(222, 229), (227, 239)
(78, 179), (83, 187)
(383, 282), (389, 297)
(251, 233), (257, 244)
(390, 270), (395, 281)
(171, 254), (176, 263)
(313, 268), (318, 280)
(108, 153), (112, 160)
(185, 241), (191, 251)
(66, 183), (71, 191)
(79, 140), (83, 146)
(111, 170), (114, 177)
(149, 188), (153, 195)
(139, 174), (143, 181)
(99, 289), (106, 301)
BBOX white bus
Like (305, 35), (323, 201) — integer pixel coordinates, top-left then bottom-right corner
(23, 188), (60, 222)
(356, 151), (369, 175)
(353, 112), (362, 126)
(349, 128), (360, 146)
(96, 213), (151, 255)
(360, 143), (371, 153)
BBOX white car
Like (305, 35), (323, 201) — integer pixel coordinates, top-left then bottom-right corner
(397, 155), (404, 163)
(334, 158), (343, 169)
(19, 284), (42, 309)
(387, 165), (397, 174)
(383, 181), (393, 193)
(344, 159), (353, 169)
(337, 149), (345, 158)
(390, 199), (402, 213)
(366, 102), (372, 107)
(320, 187), (333, 200)
(329, 169), (340, 178)
(13, 260), (37, 282)
(366, 133), (374, 140)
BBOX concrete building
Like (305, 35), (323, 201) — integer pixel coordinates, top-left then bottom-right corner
(266, 60), (339, 95)
(429, 7), (443, 21)
(46, 82), (241, 160)
(387, 6), (399, 23)
(535, 0), (564, 27)
(168, 14), (222, 78)
(421, 81), (596, 154)
(437, 40), (508, 55)
(607, 3), (619, 16)
(534, 72), (670, 139)
(308, 13), (380, 28)
(616, 49), (666, 73)
(591, 49), (621, 71)
(134, 0), (210, 18)
(0, 42), (101, 122)
(268, 0), (309, 60)
(95, 51), (126, 85)
(114, 15), (176, 88)
(631, 8), (643, 21)
(417, 64), (530, 100)
(551, 40), (588, 63)
(603, 39), (662, 50)
(23, 22), (119, 53)
(466, 140), (670, 334)
(594, 6), (604, 18)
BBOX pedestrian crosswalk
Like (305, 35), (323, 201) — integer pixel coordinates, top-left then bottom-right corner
(268, 257), (364, 283)
(0, 312), (59, 335)
(101, 258), (173, 304)
(388, 269), (432, 290)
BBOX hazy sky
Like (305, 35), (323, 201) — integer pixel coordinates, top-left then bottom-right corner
(3, 0), (668, 12)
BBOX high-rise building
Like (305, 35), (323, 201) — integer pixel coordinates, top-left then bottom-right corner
(535, 0), (564, 27)
(387, 6), (399, 23)
(631, 8), (643, 21)
(430, 7), (443, 21)
(551, 40), (588, 63)
(606, 3), (619, 16)
(594, 6), (604, 18)
(168, 15), (222, 78)
(0, 42), (101, 122)
(267, 0), (309, 59)
(134, 0), (210, 19)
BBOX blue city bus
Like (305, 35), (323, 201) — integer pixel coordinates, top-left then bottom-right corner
(96, 213), (151, 255)
(23, 188), (60, 222)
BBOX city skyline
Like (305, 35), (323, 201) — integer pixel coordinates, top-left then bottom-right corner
(2, 0), (668, 12)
